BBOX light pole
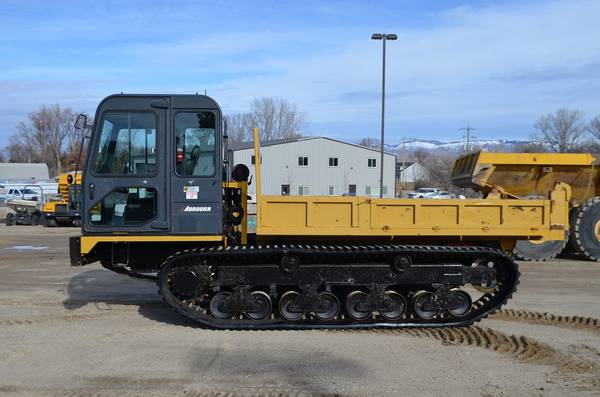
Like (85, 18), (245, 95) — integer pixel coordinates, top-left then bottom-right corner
(371, 33), (397, 198)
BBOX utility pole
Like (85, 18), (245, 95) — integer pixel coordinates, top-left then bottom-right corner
(459, 124), (477, 152)
(371, 33), (397, 198)
(400, 136), (406, 192)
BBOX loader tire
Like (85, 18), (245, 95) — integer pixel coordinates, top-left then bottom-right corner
(571, 198), (600, 261)
(565, 206), (581, 253)
(512, 233), (567, 261)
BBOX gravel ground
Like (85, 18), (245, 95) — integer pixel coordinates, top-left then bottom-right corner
(0, 224), (599, 397)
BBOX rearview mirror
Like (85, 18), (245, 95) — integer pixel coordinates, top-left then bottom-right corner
(74, 114), (88, 130)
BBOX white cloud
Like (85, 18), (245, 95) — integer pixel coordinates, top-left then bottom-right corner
(1, 0), (599, 146)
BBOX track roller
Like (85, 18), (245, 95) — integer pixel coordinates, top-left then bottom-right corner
(246, 291), (272, 320)
(210, 292), (235, 319)
(412, 291), (439, 320)
(381, 291), (406, 320)
(279, 291), (303, 321)
(314, 292), (340, 320)
(447, 289), (472, 318)
(346, 291), (370, 320)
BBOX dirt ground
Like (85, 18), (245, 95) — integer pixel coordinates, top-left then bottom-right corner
(0, 225), (599, 397)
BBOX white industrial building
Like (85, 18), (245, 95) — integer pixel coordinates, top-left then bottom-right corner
(230, 137), (397, 199)
(395, 161), (429, 194)
(396, 161), (428, 183)
(0, 163), (58, 200)
(0, 163), (50, 180)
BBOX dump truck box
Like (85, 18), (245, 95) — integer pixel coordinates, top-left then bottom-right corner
(451, 151), (600, 261)
(451, 151), (597, 202)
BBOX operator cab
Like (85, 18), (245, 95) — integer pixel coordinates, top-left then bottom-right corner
(81, 94), (224, 235)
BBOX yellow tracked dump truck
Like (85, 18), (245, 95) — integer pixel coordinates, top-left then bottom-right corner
(452, 151), (600, 261)
(69, 94), (570, 329)
(42, 171), (82, 227)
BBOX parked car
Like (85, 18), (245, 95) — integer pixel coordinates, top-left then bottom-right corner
(407, 188), (441, 199)
(5, 188), (40, 201)
(430, 191), (454, 199)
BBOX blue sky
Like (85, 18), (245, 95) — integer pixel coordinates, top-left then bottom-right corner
(1, 0), (599, 148)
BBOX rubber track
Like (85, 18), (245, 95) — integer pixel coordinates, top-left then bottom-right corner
(158, 244), (520, 330)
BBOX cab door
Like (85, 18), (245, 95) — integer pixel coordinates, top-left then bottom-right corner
(82, 96), (168, 234)
(169, 103), (222, 235)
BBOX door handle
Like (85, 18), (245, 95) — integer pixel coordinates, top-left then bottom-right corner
(89, 183), (95, 200)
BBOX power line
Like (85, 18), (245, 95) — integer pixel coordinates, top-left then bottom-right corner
(459, 124), (477, 152)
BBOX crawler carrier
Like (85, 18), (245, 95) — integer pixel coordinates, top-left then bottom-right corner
(42, 171), (82, 227)
(69, 94), (570, 329)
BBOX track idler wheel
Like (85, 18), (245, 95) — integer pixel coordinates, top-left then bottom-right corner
(412, 291), (439, 320)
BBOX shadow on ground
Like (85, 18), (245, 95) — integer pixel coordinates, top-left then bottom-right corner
(62, 268), (195, 327)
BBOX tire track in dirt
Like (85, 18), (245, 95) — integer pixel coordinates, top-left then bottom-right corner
(490, 309), (600, 335)
(334, 325), (597, 375)
(0, 308), (131, 326)
(29, 386), (348, 397)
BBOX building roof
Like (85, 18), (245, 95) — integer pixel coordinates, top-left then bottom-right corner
(0, 163), (50, 180)
(396, 161), (426, 172)
(229, 136), (396, 157)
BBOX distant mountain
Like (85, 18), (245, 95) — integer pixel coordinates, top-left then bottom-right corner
(383, 138), (536, 153)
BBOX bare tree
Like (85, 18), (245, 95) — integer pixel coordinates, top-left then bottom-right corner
(358, 137), (379, 148)
(534, 108), (587, 152)
(7, 121), (44, 163)
(6, 105), (85, 176)
(250, 97), (306, 141)
(425, 152), (456, 190)
(224, 113), (254, 143)
(225, 97), (307, 142)
(588, 115), (600, 141)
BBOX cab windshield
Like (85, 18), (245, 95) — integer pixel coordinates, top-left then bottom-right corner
(94, 112), (157, 175)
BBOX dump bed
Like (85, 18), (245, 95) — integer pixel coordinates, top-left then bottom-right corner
(451, 151), (597, 202)
(256, 185), (569, 242)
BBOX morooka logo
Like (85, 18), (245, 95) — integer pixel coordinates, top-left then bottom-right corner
(183, 206), (212, 212)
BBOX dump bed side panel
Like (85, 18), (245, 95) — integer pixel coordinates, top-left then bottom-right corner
(257, 192), (568, 241)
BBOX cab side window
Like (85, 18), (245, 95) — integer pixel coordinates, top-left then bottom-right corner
(174, 112), (216, 177)
(90, 187), (157, 225)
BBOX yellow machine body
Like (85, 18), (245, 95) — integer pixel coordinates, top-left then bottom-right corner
(77, 131), (572, 260)
(42, 171), (82, 226)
